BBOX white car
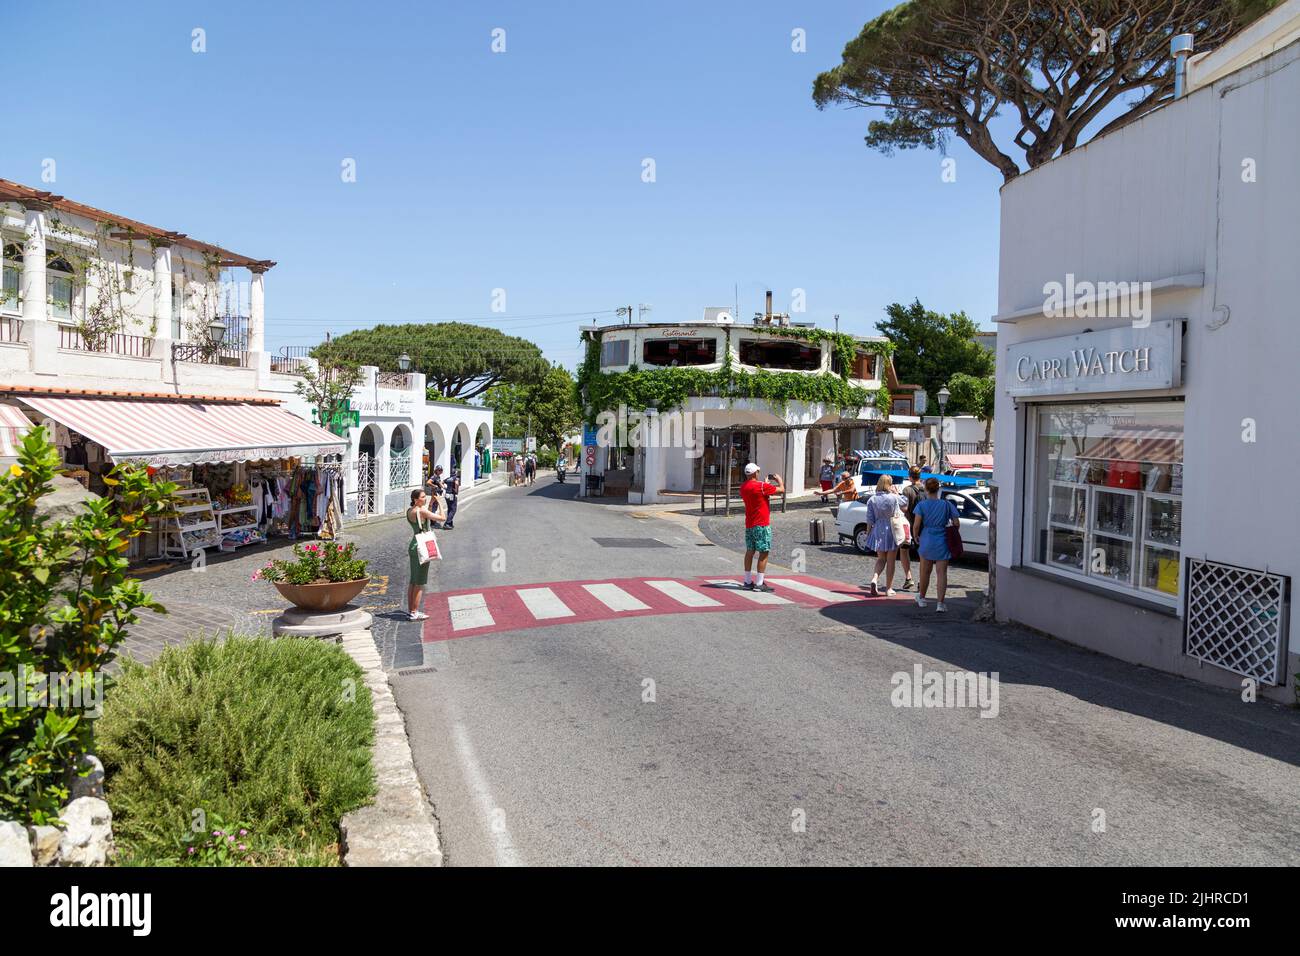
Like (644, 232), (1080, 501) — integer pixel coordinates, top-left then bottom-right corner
(835, 487), (991, 557)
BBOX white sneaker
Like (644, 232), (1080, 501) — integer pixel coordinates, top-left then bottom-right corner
(869, 581), (879, 596)
(409, 611), (428, 621)
(936, 603), (947, 613)
(915, 595), (928, 609)
(886, 588), (896, 597)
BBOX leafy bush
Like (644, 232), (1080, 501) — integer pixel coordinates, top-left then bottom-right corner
(96, 635), (375, 866)
(252, 541), (368, 585)
(0, 427), (175, 825)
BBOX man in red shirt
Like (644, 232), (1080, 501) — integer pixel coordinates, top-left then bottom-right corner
(740, 462), (784, 592)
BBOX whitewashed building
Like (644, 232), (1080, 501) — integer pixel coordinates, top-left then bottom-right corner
(578, 304), (890, 503)
(0, 178), (491, 521)
(991, 2), (1300, 701)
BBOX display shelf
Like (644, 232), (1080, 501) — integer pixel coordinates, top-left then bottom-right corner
(1090, 486), (1139, 540)
(1048, 480), (1088, 530)
(163, 487), (219, 559)
(215, 503), (263, 548)
(1143, 492), (1182, 548)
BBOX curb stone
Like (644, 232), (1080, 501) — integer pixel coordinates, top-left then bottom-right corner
(336, 629), (443, 867)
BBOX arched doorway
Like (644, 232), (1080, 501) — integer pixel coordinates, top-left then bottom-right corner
(357, 424), (382, 516)
(424, 422), (446, 481)
(451, 422), (472, 476)
(474, 422), (492, 479)
(389, 424), (413, 491)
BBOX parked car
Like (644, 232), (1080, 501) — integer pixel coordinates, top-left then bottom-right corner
(948, 467), (993, 482)
(835, 485), (991, 557)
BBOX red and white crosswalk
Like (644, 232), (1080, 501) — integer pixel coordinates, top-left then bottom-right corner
(420, 574), (898, 642)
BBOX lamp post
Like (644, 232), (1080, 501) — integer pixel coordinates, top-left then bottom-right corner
(171, 317), (228, 363)
(397, 352), (412, 373)
(937, 386), (951, 474)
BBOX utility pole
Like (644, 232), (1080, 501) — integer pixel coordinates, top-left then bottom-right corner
(834, 313), (840, 334)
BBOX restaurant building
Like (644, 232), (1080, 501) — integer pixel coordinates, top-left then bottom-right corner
(576, 303), (892, 503)
(991, 3), (1300, 701)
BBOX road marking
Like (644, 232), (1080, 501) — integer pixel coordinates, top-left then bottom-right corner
(583, 582), (650, 612)
(517, 586), (574, 620)
(705, 580), (792, 604)
(644, 579), (722, 607)
(450, 719), (523, 867)
(766, 578), (862, 604)
(448, 592), (494, 630)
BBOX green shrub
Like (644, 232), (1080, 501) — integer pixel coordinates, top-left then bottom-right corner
(0, 427), (176, 825)
(96, 635), (375, 866)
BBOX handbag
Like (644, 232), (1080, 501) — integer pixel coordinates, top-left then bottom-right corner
(945, 524), (964, 560)
(414, 530), (441, 564)
(889, 500), (910, 548)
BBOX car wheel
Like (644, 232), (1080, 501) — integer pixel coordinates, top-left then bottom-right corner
(853, 525), (873, 555)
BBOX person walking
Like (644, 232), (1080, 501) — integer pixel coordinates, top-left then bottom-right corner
(912, 476), (961, 613)
(818, 456), (836, 503)
(740, 463), (783, 592)
(525, 454), (537, 485)
(512, 455), (524, 487)
(863, 475), (906, 596)
(406, 488), (446, 621)
(896, 466), (926, 591)
(443, 467), (460, 529)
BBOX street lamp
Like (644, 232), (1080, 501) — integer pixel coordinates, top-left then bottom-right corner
(937, 386), (951, 473)
(171, 317), (228, 362)
(397, 352), (412, 372)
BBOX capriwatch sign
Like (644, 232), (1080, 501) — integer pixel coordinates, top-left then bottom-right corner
(1004, 320), (1182, 397)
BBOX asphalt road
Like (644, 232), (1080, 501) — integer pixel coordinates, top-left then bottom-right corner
(379, 474), (1300, 867)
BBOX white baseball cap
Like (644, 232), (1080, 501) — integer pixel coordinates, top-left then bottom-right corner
(743, 463), (760, 475)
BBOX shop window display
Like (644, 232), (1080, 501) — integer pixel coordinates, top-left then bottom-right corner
(1031, 400), (1184, 603)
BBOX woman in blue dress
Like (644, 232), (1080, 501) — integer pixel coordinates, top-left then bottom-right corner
(863, 475), (905, 596)
(911, 477), (961, 612)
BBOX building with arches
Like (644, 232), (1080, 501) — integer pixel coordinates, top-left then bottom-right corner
(278, 365), (493, 518)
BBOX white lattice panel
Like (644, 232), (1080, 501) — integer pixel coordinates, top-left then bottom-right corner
(1185, 559), (1288, 686)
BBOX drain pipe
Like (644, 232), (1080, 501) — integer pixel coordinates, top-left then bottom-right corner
(1172, 33), (1194, 98)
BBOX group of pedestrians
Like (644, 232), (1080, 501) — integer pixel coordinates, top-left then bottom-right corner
(509, 454), (537, 486)
(860, 466), (959, 612)
(738, 459), (962, 612)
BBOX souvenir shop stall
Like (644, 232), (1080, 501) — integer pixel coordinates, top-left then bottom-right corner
(7, 392), (349, 563)
(152, 457), (346, 560)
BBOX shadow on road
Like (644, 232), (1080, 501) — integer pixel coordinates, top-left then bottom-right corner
(816, 597), (1300, 768)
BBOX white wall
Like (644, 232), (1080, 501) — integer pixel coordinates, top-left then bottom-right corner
(994, 36), (1300, 654)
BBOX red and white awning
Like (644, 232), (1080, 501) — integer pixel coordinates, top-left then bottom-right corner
(0, 403), (33, 458)
(19, 395), (347, 466)
(946, 453), (993, 470)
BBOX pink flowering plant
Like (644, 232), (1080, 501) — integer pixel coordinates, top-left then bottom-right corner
(252, 541), (368, 586)
(181, 812), (255, 866)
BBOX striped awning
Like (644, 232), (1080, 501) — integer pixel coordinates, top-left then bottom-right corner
(0, 403), (33, 458)
(19, 395), (347, 466)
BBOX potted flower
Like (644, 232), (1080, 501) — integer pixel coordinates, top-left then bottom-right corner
(253, 541), (370, 613)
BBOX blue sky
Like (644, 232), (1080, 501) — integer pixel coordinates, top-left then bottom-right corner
(4, 0), (1006, 368)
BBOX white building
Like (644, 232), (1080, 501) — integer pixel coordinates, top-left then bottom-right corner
(991, 2), (1300, 701)
(0, 178), (491, 523)
(578, 305), (890, 503)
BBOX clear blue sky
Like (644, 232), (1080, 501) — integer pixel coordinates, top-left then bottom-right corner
(5, 0), (1005, 369)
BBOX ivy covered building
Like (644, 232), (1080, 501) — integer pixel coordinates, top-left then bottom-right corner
(576, 306), (895, 503)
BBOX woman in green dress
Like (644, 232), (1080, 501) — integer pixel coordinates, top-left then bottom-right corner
(406, 488), (445, 620)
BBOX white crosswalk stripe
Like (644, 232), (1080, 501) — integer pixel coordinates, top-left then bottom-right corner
(705, 580), (792, 605)
(644, 579), (723, 608)
(766, 578), (862, 603)
(448, 593), (494, 630)
(517, 587), (574, 620)
(583, 582), (650, 612)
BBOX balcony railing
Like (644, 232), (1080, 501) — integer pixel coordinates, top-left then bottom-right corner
(270, 345), (314, 375)
(0, 316), (21, 343)
(172, 343), (252, 368)
(376, 370), (414, 389)
(59, 324), (155, 358)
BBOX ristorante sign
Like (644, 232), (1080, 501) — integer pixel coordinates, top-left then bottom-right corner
(1004, 320), (1182, 397)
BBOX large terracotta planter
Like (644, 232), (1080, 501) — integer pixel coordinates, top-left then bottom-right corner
(273, 577), (370, 613)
